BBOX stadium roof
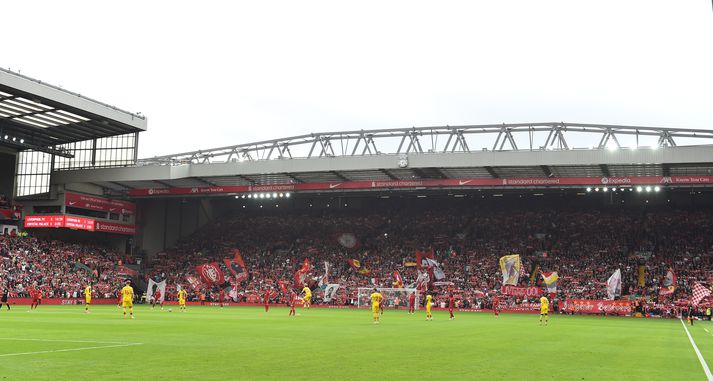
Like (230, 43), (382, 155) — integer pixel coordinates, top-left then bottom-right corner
(50, 123), (713, 196)
(0, 68), (146, 156)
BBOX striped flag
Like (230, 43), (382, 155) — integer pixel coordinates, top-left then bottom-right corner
(692, 283), (711, 306)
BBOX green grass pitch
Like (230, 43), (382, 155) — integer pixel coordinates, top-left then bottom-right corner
(0, 305), (710, 380)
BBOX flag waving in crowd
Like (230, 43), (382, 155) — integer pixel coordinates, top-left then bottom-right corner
(499, 254), (521, 286)
(659, 268), (677, 296)
(224, 249), (248, 283)
(540, 271), (559, 293)
(692, 283), (711, 306)
(606, 269), (621, 300)
(392, 271), (404, 288)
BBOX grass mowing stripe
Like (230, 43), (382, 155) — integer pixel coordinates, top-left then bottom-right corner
(681, 319), (713, 381)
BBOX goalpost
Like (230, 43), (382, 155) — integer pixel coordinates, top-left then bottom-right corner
(357, 288), (420, 310)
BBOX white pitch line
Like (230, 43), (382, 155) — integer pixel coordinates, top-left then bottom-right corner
(0, 343), (143, 358)
(681, 319), (713, 381)
(706, 328), (711, 334)
(0, 337), (129, 345)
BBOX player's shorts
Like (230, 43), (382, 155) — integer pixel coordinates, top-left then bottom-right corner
(426, 306), (432, 312)
(85, 298), (91, 304)
(179, 300), (186, 306)
(372, 304), (379, 313)
(303, 297), (311, 304)
(540, 308), (548, 315)
(122, 300), (133, 308)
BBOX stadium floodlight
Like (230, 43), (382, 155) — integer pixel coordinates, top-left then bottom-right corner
(260, 205), (263, 208)
(272, 193), (277, 198)
(285, 192), (291, 198)
(629, 188), (634, 192)
(654, 186), (660, 192)
(602, 187), (608, 192)
(12, 137), (16, 141)
(594, 188), (599, 192)
(266, 193), (271, 199)
(241, 195), (246, 198)
(234, 195), (239, 199)
(19, 139), (24, 143)
(611, 188), (616, 192)
(259, 193), (265, 199)
(586, 187), (592, 192)
(645, 186), (652, 192)
(278, 193), (284, 198)
(636, 186), (643, 192)
(247, 194), (252, 198)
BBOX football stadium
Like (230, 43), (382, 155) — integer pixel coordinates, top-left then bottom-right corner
(2, 66), (713, 380)
(2, 3), (713, 378)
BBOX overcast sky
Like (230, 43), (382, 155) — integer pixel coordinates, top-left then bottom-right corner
(3, 1), (712, 158)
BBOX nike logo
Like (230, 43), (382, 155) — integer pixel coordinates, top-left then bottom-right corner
(329, 183), (341, 189)
(68, 201), (76, 205)
(458, 180), (472, 186)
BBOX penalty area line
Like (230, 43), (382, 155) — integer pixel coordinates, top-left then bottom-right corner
(0, 342), (143, 358)
(0, 337), (130, 345)
(681, 319), (713, 381)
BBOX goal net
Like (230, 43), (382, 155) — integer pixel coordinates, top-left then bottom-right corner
(357, 288), (420, 310)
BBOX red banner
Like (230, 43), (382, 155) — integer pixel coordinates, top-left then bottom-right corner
(224, 249), (248, 283)
(65, 192), (135, 215)
(94, 220), (136, 235)
(186, 275), (202, 290)
(127, 175), (713, 197)
(196, 262), (225, 285)
(565, 299), (632, 314)
(500, 285), (543, 297)
(416, 249), (434, 268)
(117, 265), (139, 277)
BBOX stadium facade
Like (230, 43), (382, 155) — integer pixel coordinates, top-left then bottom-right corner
(2, 68), (713, 259)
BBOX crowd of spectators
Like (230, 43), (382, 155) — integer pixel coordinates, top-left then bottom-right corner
(0, 235), (133, 299)
(2, 203), (713, 316)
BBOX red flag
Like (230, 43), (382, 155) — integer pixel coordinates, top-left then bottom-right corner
(186, 275), (202, 290)
(393, 271), (404, 288)
(692, 283), (711, 306)
(196, 262), (225, 285)
(416, 249), (434, 268)
(278, 280), (288, 294)
(224, 249), (248, 283)
(294, 258), (311, 288)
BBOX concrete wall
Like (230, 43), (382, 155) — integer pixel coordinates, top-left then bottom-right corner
(137, 197), (217, 258)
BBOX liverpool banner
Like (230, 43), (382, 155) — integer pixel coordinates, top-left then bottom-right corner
(186, 275), (202, 290)
(294, 258), (311, 288)
(499, 254), (521, 286)
(416, 249), (435, 268)
(224, 249), (248, 283)
(147, 279), (166, 303)
(323, 284), (340, 302)
(196, 262), (225, 285)
(501, 285), (543, 297)
(659, 268), (676, 296)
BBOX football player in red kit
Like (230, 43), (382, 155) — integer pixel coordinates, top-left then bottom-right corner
(408, 292), (416, 314)
(219, 289), (226, 308)
(288, 290), (296, 317)
(449, 294), (457, 320)
(264, 289), (270, 312)
(493, 296), (500, 318)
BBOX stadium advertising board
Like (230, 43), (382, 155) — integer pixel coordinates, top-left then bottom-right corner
(94, 220), (136, 235)
(65, 192), (136, 215)
(127, 175), (713, 197)
(565, 299), (632, 314)
(500, 285), (543, 297)
(24, 215), (135, 235)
